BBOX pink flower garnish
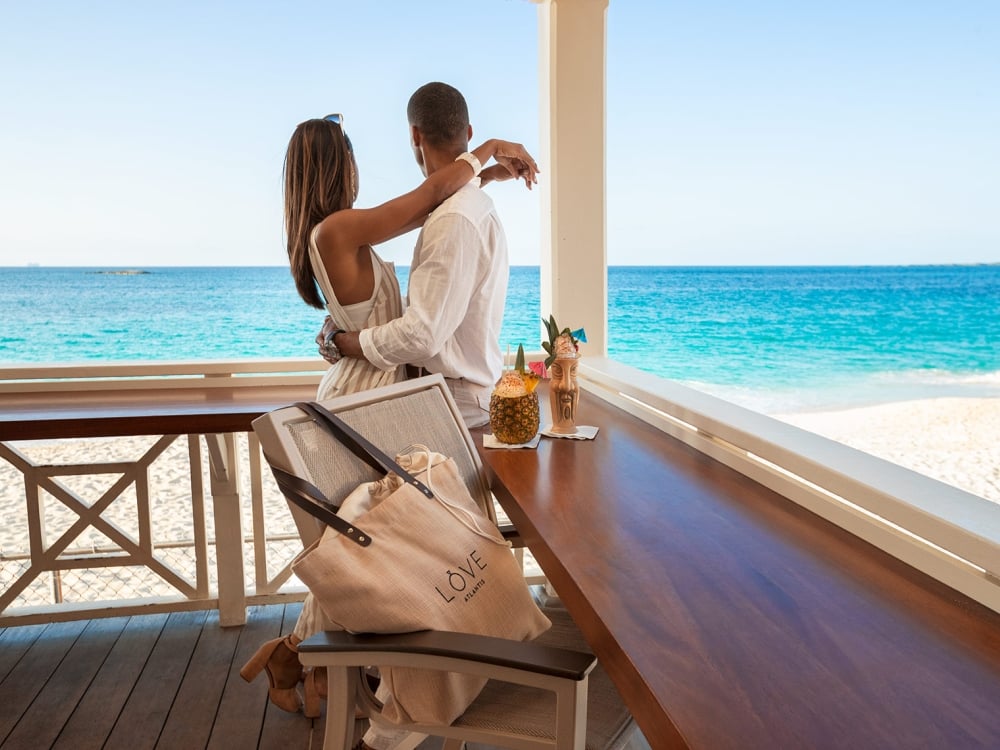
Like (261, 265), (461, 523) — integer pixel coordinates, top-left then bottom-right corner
(528, 360), (549, 379)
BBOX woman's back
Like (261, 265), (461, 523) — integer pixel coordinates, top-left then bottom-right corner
(309, 232), (406, 399)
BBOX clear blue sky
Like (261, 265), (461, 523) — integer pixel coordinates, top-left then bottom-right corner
(2, 1), (997, 267)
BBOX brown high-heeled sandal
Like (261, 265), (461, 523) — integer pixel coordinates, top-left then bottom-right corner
(303, 667), (377, 720)
(240, 634), (304, 713)
(302, 666), (327, 719)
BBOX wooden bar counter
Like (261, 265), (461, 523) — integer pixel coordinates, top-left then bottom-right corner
(474, 388), (1000, 749)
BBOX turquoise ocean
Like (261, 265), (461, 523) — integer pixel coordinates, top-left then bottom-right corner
(2, 265), (998, 414)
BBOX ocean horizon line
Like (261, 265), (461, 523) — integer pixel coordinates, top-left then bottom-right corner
(4, 262), (999, 270)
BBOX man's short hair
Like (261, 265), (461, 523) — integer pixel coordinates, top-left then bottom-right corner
(407, 82), (469, 147)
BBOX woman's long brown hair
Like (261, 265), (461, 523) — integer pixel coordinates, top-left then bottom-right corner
(283, 119), (355, 309)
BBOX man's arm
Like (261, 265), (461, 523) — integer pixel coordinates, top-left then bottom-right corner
(333, 211), (483, 372)
(318, 163), (530, 364)
(333, 329), (364, 361)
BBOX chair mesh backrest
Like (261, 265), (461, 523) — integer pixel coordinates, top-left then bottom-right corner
(280, 383), (494, 522)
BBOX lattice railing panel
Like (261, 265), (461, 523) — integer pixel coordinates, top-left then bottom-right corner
(1, 431), (306, 622)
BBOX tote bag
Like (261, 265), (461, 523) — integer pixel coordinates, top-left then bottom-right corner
(271, 401), (551, 726)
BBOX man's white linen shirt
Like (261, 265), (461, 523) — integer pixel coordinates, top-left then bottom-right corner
(359, 179), (509, 389)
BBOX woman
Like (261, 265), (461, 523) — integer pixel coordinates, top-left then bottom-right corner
(284, 112), (536, 401)
(240, 112), (538, 722)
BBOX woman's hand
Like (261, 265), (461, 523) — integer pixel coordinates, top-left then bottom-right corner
(480, 163), (531, 188)
(315, 315), (343, 365)
(470, 139), (539, 189)
(490, 140), (539, 189)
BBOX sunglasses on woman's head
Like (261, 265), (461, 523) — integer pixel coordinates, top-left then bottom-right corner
(324, 112), (352, 152)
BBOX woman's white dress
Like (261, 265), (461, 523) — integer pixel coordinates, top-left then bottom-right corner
(298, 231), (418, 749)
(297, 229), (408, 642)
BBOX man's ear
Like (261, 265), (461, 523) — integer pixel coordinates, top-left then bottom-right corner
(410, 124), (422, 148)
(467, 124), (473, 142)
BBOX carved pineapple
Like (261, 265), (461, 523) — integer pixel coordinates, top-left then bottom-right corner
(489, 345), (540, 444)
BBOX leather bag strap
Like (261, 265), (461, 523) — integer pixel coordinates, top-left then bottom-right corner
(262, 400), (437, 548)
(295, 401), (433, 499)
(268, 463), (372, 547)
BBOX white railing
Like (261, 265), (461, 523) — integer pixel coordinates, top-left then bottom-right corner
(0, 358), (327, 626)
(0, 358), (326, 392)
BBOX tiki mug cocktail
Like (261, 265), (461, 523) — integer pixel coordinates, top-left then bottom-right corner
(542, 316), (584, 434)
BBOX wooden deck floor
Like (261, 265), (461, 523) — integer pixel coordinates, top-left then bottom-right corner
(0, 602), (326, 750)
(1, 603), (650, 750)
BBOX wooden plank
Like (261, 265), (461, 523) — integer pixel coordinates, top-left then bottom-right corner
(52, 613), (169, 750)
(258, 603), (316, 750)
(156, 609), (241, 748)
(1, 605), (319, 750)
(207, 604), (288, 750)
(0, 619), (87, 743)
(2, 617), (128, 750)
(101, 609), (208, 750)
(0, 622), (46, 680)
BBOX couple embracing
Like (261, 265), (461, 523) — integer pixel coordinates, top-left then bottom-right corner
(241, 82), (539, 750)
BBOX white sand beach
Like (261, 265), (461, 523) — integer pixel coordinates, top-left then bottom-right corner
(774, 397), (1000, 503)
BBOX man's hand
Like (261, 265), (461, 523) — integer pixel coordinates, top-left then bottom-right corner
(315, 315), (367, 364)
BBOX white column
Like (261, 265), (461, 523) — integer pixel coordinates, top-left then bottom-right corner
(537, 0), (609, 355)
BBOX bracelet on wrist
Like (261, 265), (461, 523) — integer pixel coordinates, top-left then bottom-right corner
(454, 151), (482, 178)
(323, 328), (346, 360)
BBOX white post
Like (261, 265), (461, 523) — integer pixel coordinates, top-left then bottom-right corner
(204, 432), (247, 626)
(537, 0), (609, 355)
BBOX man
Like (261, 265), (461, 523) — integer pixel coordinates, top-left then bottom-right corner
(321, 82), (523, 428)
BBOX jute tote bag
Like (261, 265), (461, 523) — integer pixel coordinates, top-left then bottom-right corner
(270, 401), (551, 726)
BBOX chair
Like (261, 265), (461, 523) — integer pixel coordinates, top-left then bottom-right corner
(252, 374), (636, 750)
